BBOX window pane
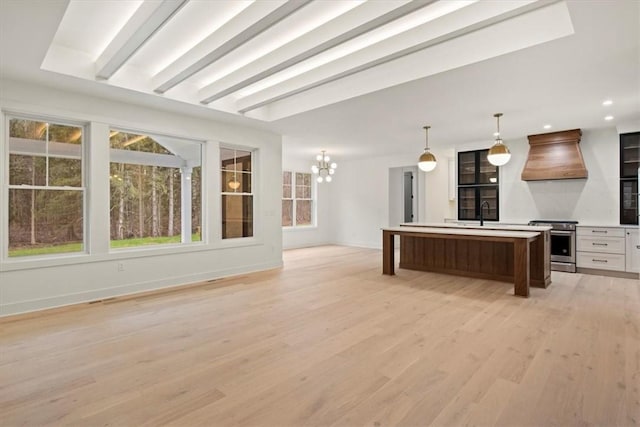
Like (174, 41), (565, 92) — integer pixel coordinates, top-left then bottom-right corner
(283, 171), (292, 185)
(109, 130), (202, 248)
(221, 148), (253, 238)
(222, 195), (253, 238)
(192, 166), (202, 242)
(222, 171), (251, 193)
(110, 131), (170, 154)
(49, 157), (82, 187)
(109, 164), (183, 247)
(9, 119), (47, 141)
(283, 171), (292, 198)
(283, 184), (292, 199)
(221, 149), (251, 172)
(9, 155), (46, 186)
(282, 200), (293, 226)
(295, 172), (311, 199)
(296, 200), (312, 226)
(8, 189), (83, 257)
(237, 151), (252, 172)
(9, 119), (83, 188)
(7, 118), (84, 258)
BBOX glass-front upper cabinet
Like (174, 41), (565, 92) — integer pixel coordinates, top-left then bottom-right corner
(620, 132), (639, 225)
(621, 180), (638, 225)
(458, 151), (476, 185)
(620, 132), (640, 178)
(457, 149), (499, 221)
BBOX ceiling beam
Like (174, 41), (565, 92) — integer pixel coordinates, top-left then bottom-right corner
(199, 0), (436, 105)
(95, 0), (188, 80)
(154, 0), (313, 95)
(236, 0), (557, 115)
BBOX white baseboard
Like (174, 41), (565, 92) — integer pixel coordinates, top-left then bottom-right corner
(0, 260), (283, 317)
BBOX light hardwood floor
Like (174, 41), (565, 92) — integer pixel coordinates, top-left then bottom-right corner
(1, 245), (639, 426)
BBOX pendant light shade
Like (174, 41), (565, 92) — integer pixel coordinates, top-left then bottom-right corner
(418, 125), (437, 172)
(487, 113), (511, 166)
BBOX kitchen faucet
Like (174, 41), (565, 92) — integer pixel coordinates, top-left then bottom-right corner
(480, 200), (490, 226)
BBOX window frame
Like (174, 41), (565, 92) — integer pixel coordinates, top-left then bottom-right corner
(4, 113), (88, 259)
(221, 146), (255, 239)
(107, 127), (205, 250)
(282, 170), (314, 228)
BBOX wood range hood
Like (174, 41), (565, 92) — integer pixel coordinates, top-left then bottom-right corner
(521, 129), (588, 181)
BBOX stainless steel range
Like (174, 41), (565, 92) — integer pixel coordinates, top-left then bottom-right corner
(529, 220), (578, 273)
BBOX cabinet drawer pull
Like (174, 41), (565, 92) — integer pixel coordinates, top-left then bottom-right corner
(592, 259), (608, 263)
(592, 242), (608, 246)
(592, 230), (608, 233)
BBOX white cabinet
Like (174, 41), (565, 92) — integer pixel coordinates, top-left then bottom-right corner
(577, 226), (626, 272)
(626, 228), (640, 273)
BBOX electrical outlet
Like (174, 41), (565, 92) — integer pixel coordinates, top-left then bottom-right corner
(117, 262), (124, 272)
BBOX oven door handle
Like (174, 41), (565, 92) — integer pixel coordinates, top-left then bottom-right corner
(551, 230), (574, 236)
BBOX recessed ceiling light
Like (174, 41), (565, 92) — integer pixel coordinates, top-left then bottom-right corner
(604, 115), (614, 121)
(602, 99), (613, 106)
(543, 124), (551, 129)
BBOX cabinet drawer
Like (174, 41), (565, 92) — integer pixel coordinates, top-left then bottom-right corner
(577, 252), (626, 271)
(577, 236), (625, 254)
(578, 227), (625, 238)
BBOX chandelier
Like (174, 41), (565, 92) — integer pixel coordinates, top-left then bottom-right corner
(311, 150), (337, 183)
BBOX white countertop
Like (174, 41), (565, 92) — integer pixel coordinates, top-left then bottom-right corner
(384, 226), (540, 239)
(577, 224), (639, 229)
(400, 222), (552, 232)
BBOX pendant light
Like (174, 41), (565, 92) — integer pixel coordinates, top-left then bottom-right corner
(418, 125), (437, 172)
(487, 113), (511, 166)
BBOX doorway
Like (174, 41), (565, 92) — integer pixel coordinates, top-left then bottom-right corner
(389, 166), (418, 227)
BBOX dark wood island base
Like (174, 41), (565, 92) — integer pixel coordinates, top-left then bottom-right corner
(383, 226), (551, 298)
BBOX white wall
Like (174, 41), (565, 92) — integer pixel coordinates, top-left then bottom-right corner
(329, 150), (454, 249)
(281, 151), (332, 249)
(0, 80), (283, 316)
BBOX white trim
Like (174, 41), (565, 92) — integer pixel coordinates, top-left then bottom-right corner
(220, 145), (256, 239)
(282, 170), (315, 228)
(8, 185), (84, 191)
(4, 114), (88, 260)
(0, 258), (283, 317)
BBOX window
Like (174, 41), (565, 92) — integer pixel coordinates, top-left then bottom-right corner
(282, 171), (313, 227)
(7, 117), (84, 257)
(109, 130), (202, 248)
(221, 148), (253, 239)
(457, 149), (499, 221)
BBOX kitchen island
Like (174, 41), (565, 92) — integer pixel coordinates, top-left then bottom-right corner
(382, 225), (551, 297)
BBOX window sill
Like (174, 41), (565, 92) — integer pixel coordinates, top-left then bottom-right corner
(0, 238), (265, 272)
(283, 225), (318, 231)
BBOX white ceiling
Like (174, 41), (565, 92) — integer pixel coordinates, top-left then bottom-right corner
(0, 0), (639, 161)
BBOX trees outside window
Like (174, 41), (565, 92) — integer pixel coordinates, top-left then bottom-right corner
(221, 148), (253, 239)
(109, 130), (202, 248)
(7, 117), (84, 257)
(282, 171), (313, 227)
